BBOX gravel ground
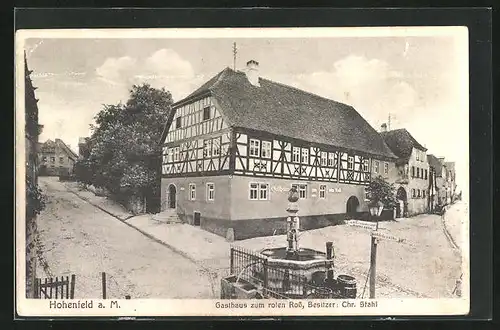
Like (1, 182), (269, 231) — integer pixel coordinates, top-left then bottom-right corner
(239, 212), (464, 299)
(36, 177), (214, 299)
(35, 177), (465, 300)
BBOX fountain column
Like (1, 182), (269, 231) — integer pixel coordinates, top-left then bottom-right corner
(286, 187), (300, 259)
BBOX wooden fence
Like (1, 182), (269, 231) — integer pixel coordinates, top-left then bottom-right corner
(34, 275), (75, 299)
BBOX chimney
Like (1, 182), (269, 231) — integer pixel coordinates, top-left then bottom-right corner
(245, 60), (260, 87)
(380, 123), (387, 132)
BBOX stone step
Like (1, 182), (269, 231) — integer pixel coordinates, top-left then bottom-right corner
(152, 211), (183, 224)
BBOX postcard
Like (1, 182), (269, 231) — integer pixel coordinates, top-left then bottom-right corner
(16, 26), (469, 317)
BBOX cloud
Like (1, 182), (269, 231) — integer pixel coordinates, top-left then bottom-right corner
(270, 55), (421, 130)
(95, 56), (137, 85)
(95, 49), (203, 100)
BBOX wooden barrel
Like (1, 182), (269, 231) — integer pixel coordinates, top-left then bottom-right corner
(337, 275), (357, 299)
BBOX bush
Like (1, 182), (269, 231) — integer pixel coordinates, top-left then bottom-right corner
(26, 178), (45, 219)
(365, 175), (398, 209)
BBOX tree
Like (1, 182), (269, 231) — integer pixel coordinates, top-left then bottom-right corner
(78, 84), (173, 212)
(365, 175), (397, 209)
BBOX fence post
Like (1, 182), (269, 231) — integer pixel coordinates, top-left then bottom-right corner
(66, 276), (70, 299)
(263, 258), (268, 296)
(102, 272), (107, 299)
(34, 278), (39, 299)
(70, 275), (75, 299)
(55, 276), (59, 299)
(230, 247), (234, 274)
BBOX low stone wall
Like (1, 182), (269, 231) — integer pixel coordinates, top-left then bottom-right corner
(179, 213), (346, 241)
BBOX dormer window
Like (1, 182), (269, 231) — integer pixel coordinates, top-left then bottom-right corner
(203, 107), (211, 121)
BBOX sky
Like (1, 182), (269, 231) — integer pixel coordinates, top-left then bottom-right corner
(22, 28), (469, 196)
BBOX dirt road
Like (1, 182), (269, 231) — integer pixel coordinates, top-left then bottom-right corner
(36, 177), (214, 299)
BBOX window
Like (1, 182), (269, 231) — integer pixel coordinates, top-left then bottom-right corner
(411, 166), (415, 177)
(416, 150), (420, 161)
(249, 183), (259, 200)
(189, 184), (196, 200)
(364, 187), (370, 201)
(417, 189), (421, 198)
(301, 148), (309, 164)
(348, 156), (354, 170)
(424, 169), (428, 180)
(262, 141), (272, 159)
(203, 140), (212, 158)
(249, 139), (260, 157)
(363, 159), (369, 172)
(50, 157), (55, 163)
(175, 116), (182, 129)
(412, 189), (416, 198)
(319, 185), (326, 199)
(292, 183), (308, 199)
(423, 190), (426, 198)
(212, 139), (220, 156)
(373, 160), (379, 173)
(42, 156), (47, 162)
(259, 184), (269, 200)
(384, 162), (389, 175)
(203, 107), (211, 121)
(417, 167), (420, 178)
(292, 147), (300, 163)
(249, 183), (269, 200)
(206, 183), (215, 201)
(327, 153), (335, 167)
(320, 152), (327, 166)
(59, 157), (64, 163)
(173, 147), (180, 162)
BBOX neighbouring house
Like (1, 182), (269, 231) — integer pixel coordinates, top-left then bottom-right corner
(78, 136), (90, 158)
(427, 154), (443, 212)
(159, 60), (398, 240)
(38, 138), (78, 176)
(444, 161), (457, 204)
(380, 127), (430, 217)
(25, 54), (43, 298)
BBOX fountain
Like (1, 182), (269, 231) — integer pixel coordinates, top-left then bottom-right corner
(221, 187), (358, 299)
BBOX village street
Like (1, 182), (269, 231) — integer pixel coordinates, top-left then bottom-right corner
(36, 175), (466, 300)
(36, 177), (215, 299)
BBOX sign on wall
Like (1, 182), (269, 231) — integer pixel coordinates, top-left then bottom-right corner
(328, 187), (342, 193)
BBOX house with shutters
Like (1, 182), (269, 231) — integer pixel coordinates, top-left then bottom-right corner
(380, 127), (430, 217)
(159, 60), (397, 240)
(38, 138), (78, 176)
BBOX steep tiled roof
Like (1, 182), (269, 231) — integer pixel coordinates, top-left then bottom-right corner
(427, 154), (443, 177)
(380, 128), (427, 163)
(40, 139), (78, 160)
(173, 68), (396, 159)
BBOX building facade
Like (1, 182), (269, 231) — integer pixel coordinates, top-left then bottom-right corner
(160, 61), (397, 240)
(38, 138), (78, 176)
(381, 128), (430, 217)
(24, 55), (42, 298)
(444, 161), (457, 204)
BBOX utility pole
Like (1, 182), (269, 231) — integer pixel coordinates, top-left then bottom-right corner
(233, 42), (237, 70)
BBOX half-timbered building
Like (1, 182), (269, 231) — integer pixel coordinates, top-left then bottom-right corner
(160, 60), (397, 240)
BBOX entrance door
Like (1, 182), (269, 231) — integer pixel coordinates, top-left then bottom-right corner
(168, 184), (176, 209)
(194, 212), (201, 226)
(346, 196), (360, 219)
(396, 187), (407, 218)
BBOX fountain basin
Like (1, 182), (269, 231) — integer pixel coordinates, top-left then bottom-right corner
(257, 247), (331, 296)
